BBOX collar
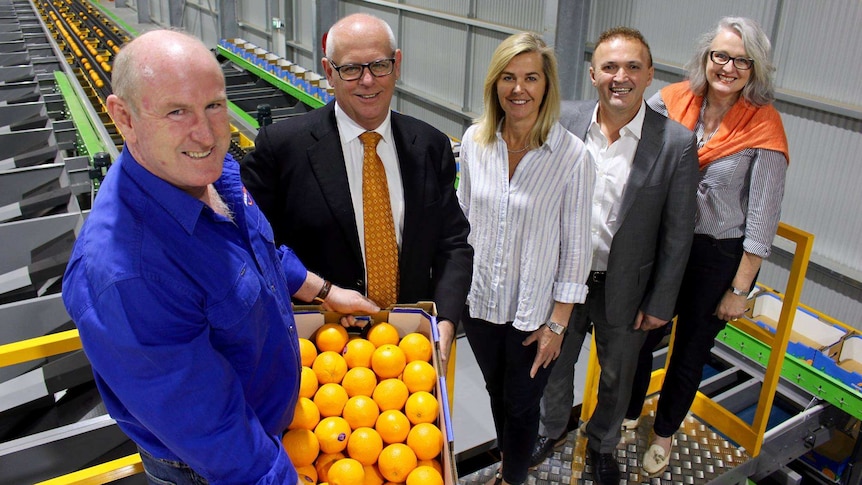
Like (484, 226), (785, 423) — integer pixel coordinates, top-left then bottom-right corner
(589, 99), (647, 140)
(120, 146), (221, 235)
(334, 101), (393, 144)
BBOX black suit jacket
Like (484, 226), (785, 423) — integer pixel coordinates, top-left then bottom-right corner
(241, 102), (472, 323)
(561, 100), (698, 325)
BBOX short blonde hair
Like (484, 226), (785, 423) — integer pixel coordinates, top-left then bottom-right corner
(473, 32), (560, 147)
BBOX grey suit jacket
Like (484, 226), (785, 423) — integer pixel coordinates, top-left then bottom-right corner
(560, 100), (698, 325)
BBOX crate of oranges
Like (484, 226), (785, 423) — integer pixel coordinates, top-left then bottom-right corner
(284, 302), (456, 485)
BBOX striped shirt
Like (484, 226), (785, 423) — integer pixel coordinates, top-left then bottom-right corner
(457, 122), (595, 331)
(648, 93), (787, 258)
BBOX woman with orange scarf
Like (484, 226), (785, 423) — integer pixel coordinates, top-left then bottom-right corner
(626, 17), (789, 476)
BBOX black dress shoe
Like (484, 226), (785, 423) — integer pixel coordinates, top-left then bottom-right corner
(588, 448), (620, 484)
(529, 434), (565, 468)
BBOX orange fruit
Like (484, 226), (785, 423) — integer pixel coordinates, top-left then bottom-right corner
(313, 351), (349, 384)
(281, 428), (319, 467)
(417, 459), (443, 474)
(363, 464), (386, 485)
(315, 416), (352, 453)
(347, 426), (384, 466)
(289, 396), (321, 430)
(406, 465), (443, 485)
(375, 409), (411, 444)
(343, 338), (376, 368)
(367, 322), (400, 347)
(371, 344), (407, 379)
(314, 382), (349, 417)
(398, 333), (433, 363)
(407, 423), (443, 460)
(377, 443), (417, 483)
(343, 395), (380, 430)
(401, 360), (437, 393)
(342, 367), (378, 397)
(316, 323), (349, 353)
(315, 451), (346, 483)
(300, 366), (319, 399)
(372, 378), (409, 411)
(297, 464), (318, 484)
(404, 391), (438, 425)
(327, 458), (365, 485)
(299, 338), (318, 366)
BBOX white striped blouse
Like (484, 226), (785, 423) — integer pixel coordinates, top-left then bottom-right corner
(648, 93), (788, 258)
(457, 122), (595, 331)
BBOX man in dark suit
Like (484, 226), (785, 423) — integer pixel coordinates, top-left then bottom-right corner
(241, 13), (472, 365)
(529, 27), (698, 484)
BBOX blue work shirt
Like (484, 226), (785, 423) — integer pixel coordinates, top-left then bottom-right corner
(63, 147), (306, 484)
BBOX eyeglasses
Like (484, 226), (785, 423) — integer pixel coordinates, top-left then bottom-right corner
(327, 58), (396, 81)
(709, 51), (754, 70)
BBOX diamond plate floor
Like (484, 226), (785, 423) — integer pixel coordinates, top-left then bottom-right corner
(458, 397), (751, 484)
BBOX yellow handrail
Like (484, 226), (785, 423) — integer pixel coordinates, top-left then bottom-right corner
(1, 331), (144, 483)
(33, 454), (143, 485)
(581, 222), (814, 456)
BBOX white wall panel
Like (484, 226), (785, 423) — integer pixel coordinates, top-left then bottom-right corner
(399, 0), (469, 16)
(399, 98), (465, 144)
(239, 1), (268, 28)
(464, 28), (510, 118)
(400, 14), (467, 109)
(776, 101), (862, 275)
(773, 0), (862, 106)
(588, 0), (779, 66)
(475, 0), (548, 33)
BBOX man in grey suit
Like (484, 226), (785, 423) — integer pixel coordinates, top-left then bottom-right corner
(529, 27), (698, 484)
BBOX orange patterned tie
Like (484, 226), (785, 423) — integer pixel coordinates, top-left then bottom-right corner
(359, 131), (399, 308)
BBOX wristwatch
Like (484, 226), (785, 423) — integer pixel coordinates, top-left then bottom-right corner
(544, 321), (566, 335)
(728, 285), (749, 297)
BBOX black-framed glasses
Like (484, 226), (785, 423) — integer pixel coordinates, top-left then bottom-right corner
(327, 58), (396, 81)
(709, 51), (754, 70)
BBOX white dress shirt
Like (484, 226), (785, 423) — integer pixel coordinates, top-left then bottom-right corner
(585, 101), (647, 271)
(457, 122), (595, 331)
(334, 103), (405, 265)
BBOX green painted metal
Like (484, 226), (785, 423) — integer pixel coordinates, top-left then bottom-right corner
(717, 324), (862, 420)
(228, 100), (259, 129)
(87, 0), (139, 36)
(53, 71), (109, 159)
(216, 45), (325, 110)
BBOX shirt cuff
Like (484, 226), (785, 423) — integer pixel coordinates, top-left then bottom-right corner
(278, 245), (308, 295)
(553, 282), (589, 305)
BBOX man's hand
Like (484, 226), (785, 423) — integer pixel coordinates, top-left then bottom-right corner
(322, 286), (379, 316)
(633, 310), (669, 331)
(436, 319), (455, 371)
(523, 326), (564, 378)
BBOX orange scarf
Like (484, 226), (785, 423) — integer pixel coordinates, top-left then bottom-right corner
(660, 81), (789, 168)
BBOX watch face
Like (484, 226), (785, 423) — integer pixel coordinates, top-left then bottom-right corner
(546, 322), (564, 334)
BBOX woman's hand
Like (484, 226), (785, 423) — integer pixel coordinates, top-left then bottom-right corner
(715, 290), (748, 322)
(523, 326), (564, 378)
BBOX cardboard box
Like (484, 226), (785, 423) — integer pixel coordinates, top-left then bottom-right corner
(749, 292), (846, 356)
(293, 303), (457, 485)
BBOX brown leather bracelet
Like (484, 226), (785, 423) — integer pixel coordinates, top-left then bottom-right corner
(313, 280), (331, 304)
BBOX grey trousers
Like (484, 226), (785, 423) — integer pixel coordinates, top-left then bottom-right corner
(538, 275), (649, 453)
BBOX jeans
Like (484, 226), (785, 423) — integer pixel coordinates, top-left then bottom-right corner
(462, 309), (555, 485)
(138, 447), (209, 485)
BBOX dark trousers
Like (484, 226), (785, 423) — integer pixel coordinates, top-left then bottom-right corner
(627, 235), (745, 437)
(463, 310), (555, 485)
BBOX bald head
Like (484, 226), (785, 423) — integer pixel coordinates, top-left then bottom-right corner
(111, 30), (223, 112)
(324, 13), (396, 60)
